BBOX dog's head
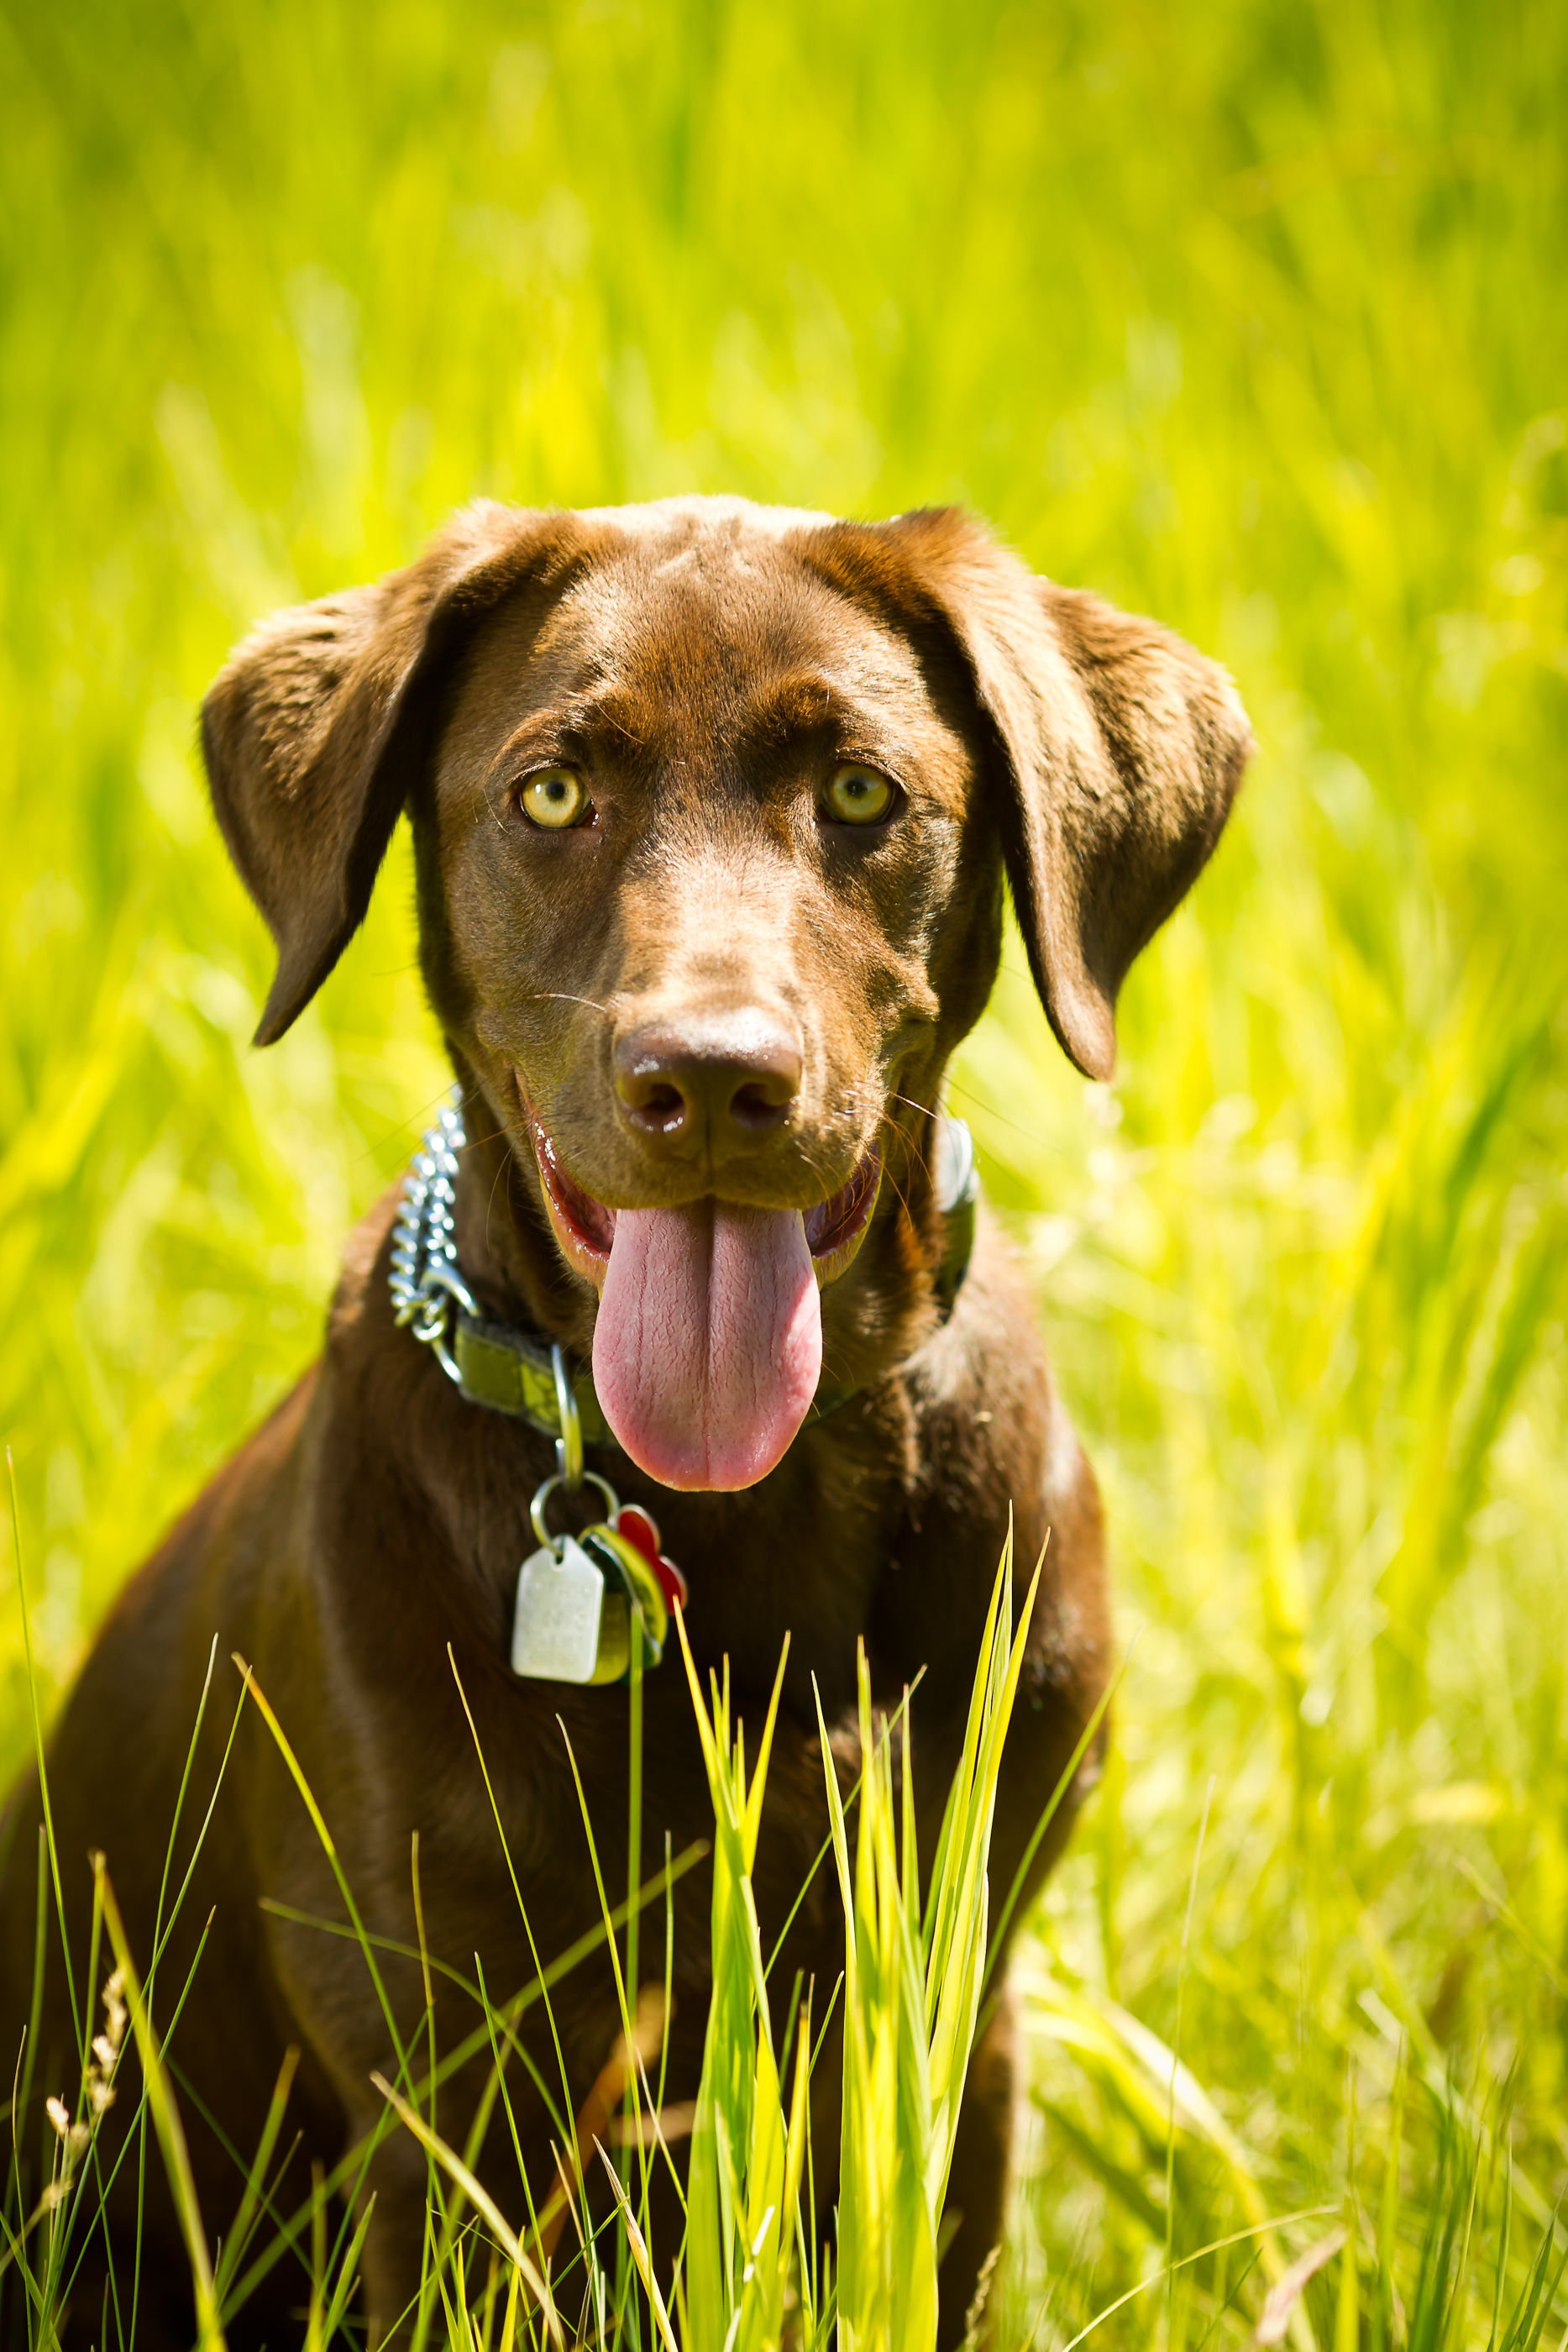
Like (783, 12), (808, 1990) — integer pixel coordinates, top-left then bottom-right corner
(203, 497), (1251, 1492)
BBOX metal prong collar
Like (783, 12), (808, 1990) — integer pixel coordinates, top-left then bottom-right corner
(389, 1089), (475, 1383)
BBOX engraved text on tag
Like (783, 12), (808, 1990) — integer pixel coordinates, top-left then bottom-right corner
(511, 1536), (606, 1683)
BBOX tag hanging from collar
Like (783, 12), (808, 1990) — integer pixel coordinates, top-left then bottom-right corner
(510, 1347), (687, 1687)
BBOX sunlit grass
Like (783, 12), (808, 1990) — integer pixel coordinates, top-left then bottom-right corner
(3, 1529), (1032, 2349)
(3, 0), (1567, 2341)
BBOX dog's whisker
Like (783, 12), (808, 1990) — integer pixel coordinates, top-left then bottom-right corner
(484, 1142), (515, 1260)
(878, 1110), (936, 1189)
(879, 1158), (918, 1228)
(887, 1095), (941, 1173)
(526, 990), (612, 1016)
(940, 1075), (1060, 1154)
(889, 1090), (939, 1124)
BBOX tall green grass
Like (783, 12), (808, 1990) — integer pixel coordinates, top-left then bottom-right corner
(3, 1530), (1032, 2349)
(3, 0), (1565, 2341)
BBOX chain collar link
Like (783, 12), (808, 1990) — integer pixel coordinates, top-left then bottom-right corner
(389, 1089), (476, 1383)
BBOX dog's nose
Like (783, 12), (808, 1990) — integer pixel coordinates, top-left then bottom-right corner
(613, 1016), (803, 1154)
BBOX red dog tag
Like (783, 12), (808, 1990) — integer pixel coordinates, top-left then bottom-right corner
(614, 1504), (688, 1612)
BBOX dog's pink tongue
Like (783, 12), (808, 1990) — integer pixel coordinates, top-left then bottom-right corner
(593, 1202), (821, 1492)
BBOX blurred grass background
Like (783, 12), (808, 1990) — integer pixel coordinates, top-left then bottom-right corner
(3, 0), (1565, 2339)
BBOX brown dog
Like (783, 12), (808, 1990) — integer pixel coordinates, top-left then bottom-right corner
(0, 497), (1250, 2349)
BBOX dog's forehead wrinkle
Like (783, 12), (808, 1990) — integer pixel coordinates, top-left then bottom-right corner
(555, 539), (910, 710)
(652, 538), (711, 585)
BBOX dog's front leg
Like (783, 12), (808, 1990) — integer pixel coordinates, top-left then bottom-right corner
(936, 1983), (1016, 2350)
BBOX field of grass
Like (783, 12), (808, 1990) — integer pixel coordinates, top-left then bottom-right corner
(3, 0), (1566, 2341)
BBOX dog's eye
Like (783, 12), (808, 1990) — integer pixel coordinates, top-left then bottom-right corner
(822, 765), (895, 826)
(518, 768), (591, 830)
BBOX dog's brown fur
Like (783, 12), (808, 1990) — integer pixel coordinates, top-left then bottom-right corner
(0, 497), (1251, 2349)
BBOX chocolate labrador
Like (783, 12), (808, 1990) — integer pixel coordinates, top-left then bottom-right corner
(0, 497), (1251, 2349)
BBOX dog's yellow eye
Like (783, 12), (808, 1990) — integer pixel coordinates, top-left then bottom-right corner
(823, 765), (895, 826)
(519, 769), (590, 829)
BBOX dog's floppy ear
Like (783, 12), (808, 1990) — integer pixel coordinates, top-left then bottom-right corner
(202, 501), (578, 1046)
(873, 509), (1253, 1080)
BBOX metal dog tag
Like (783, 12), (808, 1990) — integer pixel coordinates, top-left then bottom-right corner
(511, 1535), (606, 1683)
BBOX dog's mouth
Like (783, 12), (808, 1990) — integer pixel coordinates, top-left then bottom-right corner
(520, 1096), (882, 1494)
(527, 1114), (883, 1290)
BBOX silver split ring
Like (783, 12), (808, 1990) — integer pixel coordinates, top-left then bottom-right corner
(530, 1467), (619, 1551)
